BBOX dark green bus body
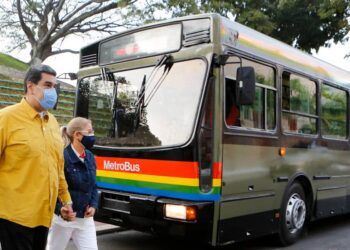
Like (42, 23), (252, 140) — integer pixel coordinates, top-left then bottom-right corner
(75, 14), (350, 246)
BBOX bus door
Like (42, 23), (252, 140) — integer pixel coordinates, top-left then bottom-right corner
(217, 55), (279, 244)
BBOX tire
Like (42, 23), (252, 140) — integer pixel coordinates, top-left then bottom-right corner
(278, 182), (307, 246)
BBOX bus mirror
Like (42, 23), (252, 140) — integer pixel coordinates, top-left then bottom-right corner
(236, 66), (255, 105)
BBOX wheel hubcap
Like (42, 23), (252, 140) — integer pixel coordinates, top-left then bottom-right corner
(285, 193), (306, 234)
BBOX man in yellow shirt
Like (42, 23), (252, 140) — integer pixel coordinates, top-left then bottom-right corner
(0, 64), (75, 250)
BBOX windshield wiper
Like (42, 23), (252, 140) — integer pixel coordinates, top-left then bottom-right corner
(133, 54), (173, 133)
(144, 57), (173, 107)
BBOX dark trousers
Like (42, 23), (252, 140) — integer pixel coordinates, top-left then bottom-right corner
(0, 219), (49, 250)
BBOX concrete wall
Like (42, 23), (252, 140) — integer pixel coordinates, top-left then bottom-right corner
(0, 65), (25, 81)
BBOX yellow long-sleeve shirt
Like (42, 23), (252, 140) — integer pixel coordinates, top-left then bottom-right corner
(0, 98), (71, 228)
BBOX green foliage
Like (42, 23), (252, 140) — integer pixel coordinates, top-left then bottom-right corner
(0, 53), (28, 71)
(2, 0), (348, 61)
(271, 0), (349, 52)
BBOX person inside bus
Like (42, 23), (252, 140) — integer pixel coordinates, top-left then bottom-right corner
(47, 117), (99, 250)
(0, 64), (74, 250)
(225, 78), (241, 126)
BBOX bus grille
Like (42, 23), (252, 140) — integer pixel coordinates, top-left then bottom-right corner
(80, 54), (97, 68)
(101, 192), (131, 214)
(183, 29), (210, 47)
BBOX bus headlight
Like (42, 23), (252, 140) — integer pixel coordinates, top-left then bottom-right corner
(164, 204), (197, 221)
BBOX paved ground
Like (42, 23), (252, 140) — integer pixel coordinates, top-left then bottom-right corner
(95, 222), (122, 235)
(69, 215), (350, 250)
(0, 222), (120, 250)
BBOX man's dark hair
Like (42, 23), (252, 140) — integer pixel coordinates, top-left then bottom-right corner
(24, 64), (57, 93)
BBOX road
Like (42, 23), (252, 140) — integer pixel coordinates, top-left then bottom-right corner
(66, 215), (350, 250)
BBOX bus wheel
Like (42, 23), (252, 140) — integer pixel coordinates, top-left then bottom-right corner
(279, 182), (307, 246)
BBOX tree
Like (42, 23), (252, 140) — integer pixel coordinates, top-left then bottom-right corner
(143, 0), (350, 54)
(1, 0), (349, 64)
(0, 0), (137, 65)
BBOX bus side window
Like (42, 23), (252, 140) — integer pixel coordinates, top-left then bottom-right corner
(281, 71), (317, 135)
(225, 78), (241, 127)
(224, 57), (276, 130)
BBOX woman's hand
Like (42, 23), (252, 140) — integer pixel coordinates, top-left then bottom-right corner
(60, 204), (76, 221)
(84, 206), (96, 217)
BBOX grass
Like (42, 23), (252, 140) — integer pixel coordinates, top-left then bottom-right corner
(0, 53), (29, 71)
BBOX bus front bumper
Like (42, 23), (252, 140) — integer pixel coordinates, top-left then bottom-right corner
(94, 189), (214, 241)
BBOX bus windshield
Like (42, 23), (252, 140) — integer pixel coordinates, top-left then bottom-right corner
(79, 59), (207, 148)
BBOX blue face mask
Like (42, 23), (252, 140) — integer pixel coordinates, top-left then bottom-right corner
(81, 135), (95, 150)
(39, 87), (57, 110)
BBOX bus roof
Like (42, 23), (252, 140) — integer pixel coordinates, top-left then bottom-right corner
(218, 14), (350, 88)
(80, 13), (350, 88)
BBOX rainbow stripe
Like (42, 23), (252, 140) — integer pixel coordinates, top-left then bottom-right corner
(220, 20), (350, 85)
(95, 156), (222, 201)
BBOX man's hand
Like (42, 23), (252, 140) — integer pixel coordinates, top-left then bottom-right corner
(84, 206), (96, 218)
(60, 204), (76, 221)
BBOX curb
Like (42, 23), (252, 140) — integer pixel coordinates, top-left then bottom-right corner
(96, 224), (127, 236)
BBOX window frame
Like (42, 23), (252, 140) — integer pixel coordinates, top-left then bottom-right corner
(77, 57), (210, 149)
(320, 81), (349, 141)
(281, 70), (319, 137)
(223, 56), (278, 134)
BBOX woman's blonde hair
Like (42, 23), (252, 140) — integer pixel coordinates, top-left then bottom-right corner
(61, 117), (92, 147)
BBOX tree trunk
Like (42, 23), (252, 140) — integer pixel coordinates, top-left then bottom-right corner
(30, 44), (52, 65)
(30, 57), (43, 66)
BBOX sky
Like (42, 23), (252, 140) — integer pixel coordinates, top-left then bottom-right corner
(6, 32), (350, 85)
(313, 41), (350, 72)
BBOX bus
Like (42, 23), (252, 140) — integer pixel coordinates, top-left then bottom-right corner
(75, 13), (350, 246)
